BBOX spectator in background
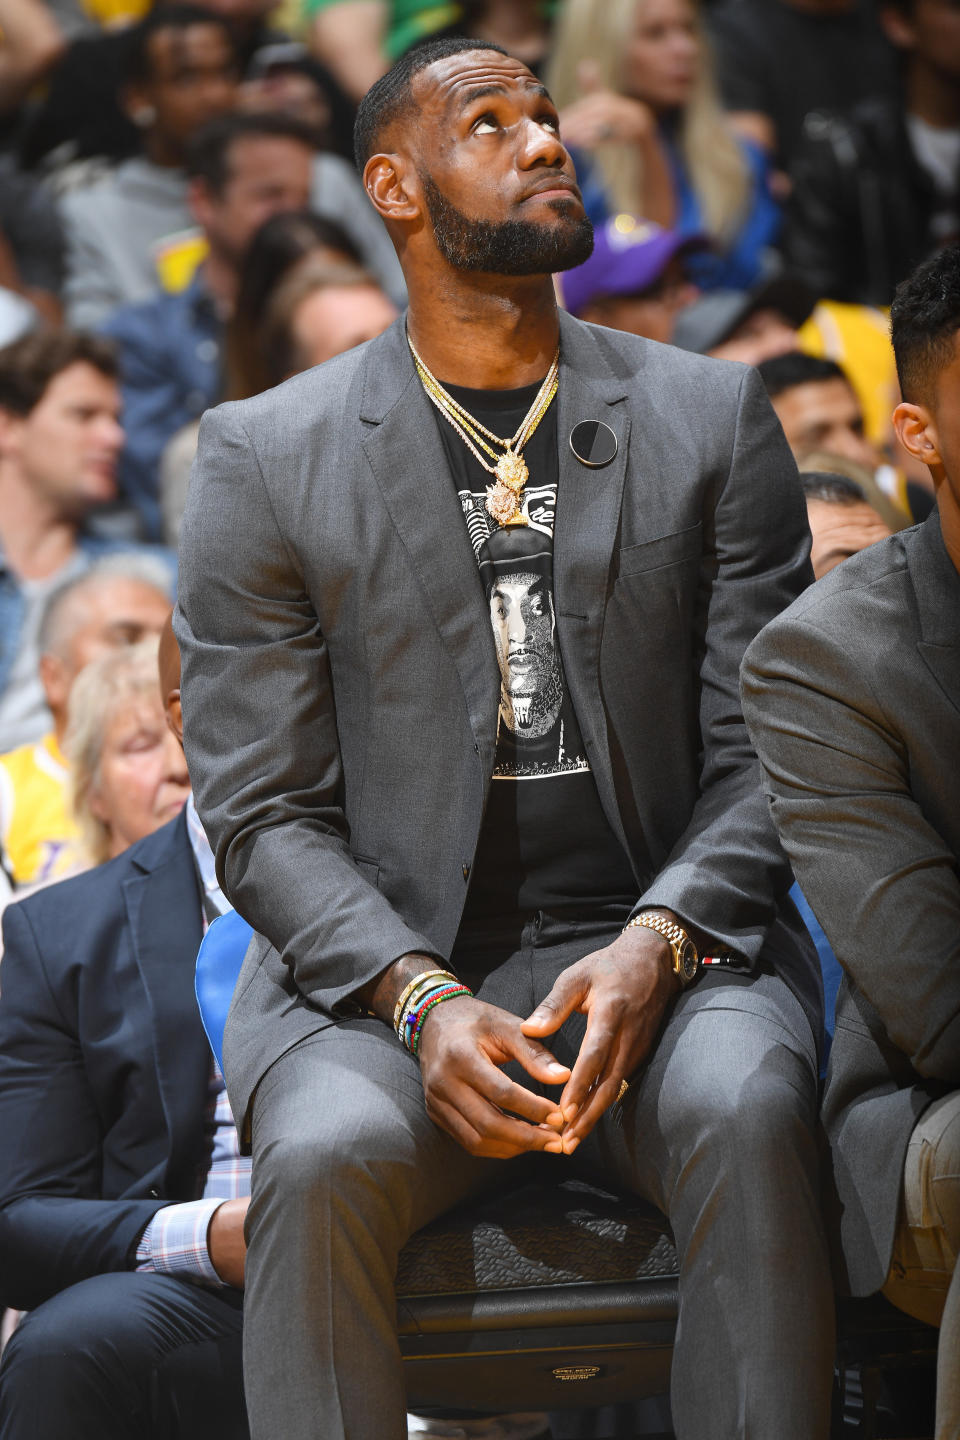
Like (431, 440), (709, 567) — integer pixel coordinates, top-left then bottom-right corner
(408, 0), (554, 78)
(0, 0), (64, 116)
(66, 638), (189, 866)
(104, 113), (316, 540)
(239, 42), (357, 160)
(0, 330), (173, 753)
(671, 262), (813, 364)
(0, 556), (171, 896)
(259, 255), (397, 385)
(153, 209), (361, 547)
(232, 40), (407, 303)
(57, 6), (240, 329)
(799, 470), (894, 580)
(757, 351), (932, 523)
(0, 624), (249, 1440)
(306, 0), (555, 104)
(224, 208), (361, 399)
(557, 213), (701, 342)
(707, 0), (897, 173)
(548, 0), (780, 290)
(783, 0), (960, 306)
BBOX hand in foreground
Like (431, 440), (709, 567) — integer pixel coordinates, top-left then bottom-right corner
(521, 926), (681, 1152)
(417, 996), (572, 1160)
(208, 1196), (249, 1289)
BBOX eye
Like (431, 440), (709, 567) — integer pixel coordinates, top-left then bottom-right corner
(539, 115), (559, 133)
(473, 114), (499, 134)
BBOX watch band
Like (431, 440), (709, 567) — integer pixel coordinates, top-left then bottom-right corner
(623, 911), (700, 985)
(623, 911), (689, 948)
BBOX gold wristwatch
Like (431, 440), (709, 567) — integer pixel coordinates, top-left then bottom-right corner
(623, 911), (700, 986)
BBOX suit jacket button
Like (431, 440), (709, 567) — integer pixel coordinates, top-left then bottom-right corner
(148, 1188), (159, 1198)
(462, 864), (470, 881)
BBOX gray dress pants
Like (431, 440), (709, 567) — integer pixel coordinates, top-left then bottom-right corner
(240, 912), (834, 1440)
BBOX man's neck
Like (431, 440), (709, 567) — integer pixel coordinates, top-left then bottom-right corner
(406, 274), (560, 389)
(0, 463), (78, 581)
(907, 61), (960, 130)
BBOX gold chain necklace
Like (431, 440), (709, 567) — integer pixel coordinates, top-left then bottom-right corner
(409, 336), (559, 527)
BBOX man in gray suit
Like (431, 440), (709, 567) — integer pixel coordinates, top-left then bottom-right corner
(175, 37), (833, 1440)
(742, 244), (960, 1437)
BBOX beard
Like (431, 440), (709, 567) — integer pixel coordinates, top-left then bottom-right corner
(421, 173), (594, 276)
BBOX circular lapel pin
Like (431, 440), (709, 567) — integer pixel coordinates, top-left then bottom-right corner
(570, 420), (618, 468)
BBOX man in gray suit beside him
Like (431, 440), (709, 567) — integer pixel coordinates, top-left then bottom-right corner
(175, 36), (834, 1440)
(742, 245), (960, 1438)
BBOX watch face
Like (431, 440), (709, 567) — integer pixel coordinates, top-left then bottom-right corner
(679, 940), (698, 983)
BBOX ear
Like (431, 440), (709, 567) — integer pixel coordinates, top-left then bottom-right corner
(187, 177), (214, 230)
(879, 4), (916, 51)
(893, 400), (941, 468)
(0, 407), (24, 461)
(363, 152), (419, 226)
(165, 689), (184, 747)
(39, 652), (69, 719)
(121, 81), (155, 128)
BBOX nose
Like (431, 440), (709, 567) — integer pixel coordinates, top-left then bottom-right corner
(517, 114), (568, 172)
(162, 728), (190, 786)
(507, 608), (528, 645)
(99, 415), (125, 454)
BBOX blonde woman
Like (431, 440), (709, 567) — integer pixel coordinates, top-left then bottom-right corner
(65, 638), (189, 867)
(548, 0), (780, 290)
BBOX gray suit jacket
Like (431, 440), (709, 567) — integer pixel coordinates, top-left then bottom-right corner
(175, 311), (820, 1139)
(741, 511), (960, 1296)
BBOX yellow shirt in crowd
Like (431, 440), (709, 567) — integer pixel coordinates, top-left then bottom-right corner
(0, 733), (85, 888)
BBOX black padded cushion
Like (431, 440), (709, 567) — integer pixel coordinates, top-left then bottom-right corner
(396, 1179), (678, 1299)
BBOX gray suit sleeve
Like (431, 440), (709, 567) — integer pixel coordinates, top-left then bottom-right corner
(174, 403), (440, 1014)
(742, 611), (960, 1083)
(638, 367), (812, 960)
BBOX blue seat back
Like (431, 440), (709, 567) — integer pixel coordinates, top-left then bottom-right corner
(194, 909), (254, 1073)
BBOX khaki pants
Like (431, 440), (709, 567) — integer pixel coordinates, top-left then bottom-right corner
(883, 1093), (960, 1439)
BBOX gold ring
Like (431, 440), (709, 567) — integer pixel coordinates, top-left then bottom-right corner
(616, 1078), (629, 1103)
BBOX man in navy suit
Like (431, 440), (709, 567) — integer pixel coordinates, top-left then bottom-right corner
(0, 624), (249, 1440)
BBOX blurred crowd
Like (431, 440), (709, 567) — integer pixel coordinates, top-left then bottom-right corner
(0, 0), (950, 902)
(0, 1), (953, 1430)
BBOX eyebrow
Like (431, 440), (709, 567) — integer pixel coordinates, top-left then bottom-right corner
(455, 81), (552, 109)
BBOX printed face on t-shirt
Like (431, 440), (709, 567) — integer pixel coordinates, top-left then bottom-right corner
(488, 567), (561, 736)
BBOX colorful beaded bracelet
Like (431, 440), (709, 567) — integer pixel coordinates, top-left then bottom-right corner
(397, 976), (462, 1043)
(409, 984), (473, 1057)
(401, 981), (468, 1048)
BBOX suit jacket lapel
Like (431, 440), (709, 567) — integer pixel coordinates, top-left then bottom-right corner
(553, 313), (634, 859)
(124, 813), (208, 1194)
(910, 511), (960, 717)
(359, 319), (500, 769)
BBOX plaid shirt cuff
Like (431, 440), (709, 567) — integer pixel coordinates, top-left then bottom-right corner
(135, 1199), (225, 1286)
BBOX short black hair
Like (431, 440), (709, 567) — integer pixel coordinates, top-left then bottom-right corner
(890, 244), (960, 406)
(757, 352), (849, 400)
(0, 329), (117, 416)
(353, 37), (508, 174)
(799, 471), (868, 507)
(126, 5), (235, 87)
(186, 112), (317, 193)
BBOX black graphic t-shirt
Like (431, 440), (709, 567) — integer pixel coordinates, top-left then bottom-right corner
(431, 378), (637, 922)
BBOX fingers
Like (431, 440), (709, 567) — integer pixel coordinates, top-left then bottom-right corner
(497, 1027), (571, 1089)
(560, 1069), (625, 1152)
(521, 968), (586, 1039)
(428, 1087), (565, 1159)
(558, 1018), (615, 1120)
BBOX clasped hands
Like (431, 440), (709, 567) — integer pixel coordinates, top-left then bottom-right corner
(417, 925), (681, 1160)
